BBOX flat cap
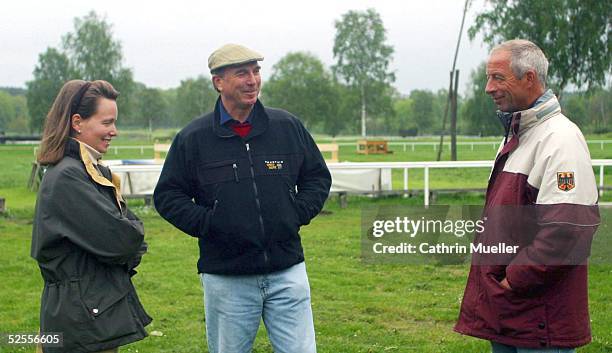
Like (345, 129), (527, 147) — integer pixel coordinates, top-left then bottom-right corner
(208, 44), (264, 72)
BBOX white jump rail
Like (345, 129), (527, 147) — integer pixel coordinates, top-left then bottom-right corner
(108, 159), (612, 206)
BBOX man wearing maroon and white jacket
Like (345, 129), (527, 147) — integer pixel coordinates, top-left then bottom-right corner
(454, 39), (600, 353)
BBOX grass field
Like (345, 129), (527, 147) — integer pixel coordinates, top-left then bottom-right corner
(1, 136), (611, 352)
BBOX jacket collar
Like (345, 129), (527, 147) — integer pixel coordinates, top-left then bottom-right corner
(516, 89), (560, 135)
(508, 90), (560, 137)
(65, 138), (124, 210)
(495, 90), (559, 157)
(212, 97), (269, 140)
(80, 141), (102, 165)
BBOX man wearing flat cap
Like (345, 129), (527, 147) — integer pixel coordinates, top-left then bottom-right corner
(154, 43), (331, 353)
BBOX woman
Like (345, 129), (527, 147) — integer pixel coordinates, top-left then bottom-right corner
(31, 80), (151, 353)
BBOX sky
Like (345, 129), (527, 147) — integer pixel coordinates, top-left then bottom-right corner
(0, 0), (492, 96)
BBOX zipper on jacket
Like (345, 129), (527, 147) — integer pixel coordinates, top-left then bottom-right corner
(245, 142), (269, 268)
(232, 163), (239, 183)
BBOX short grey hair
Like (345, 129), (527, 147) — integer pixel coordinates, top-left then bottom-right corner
(491, 39), (549, 88)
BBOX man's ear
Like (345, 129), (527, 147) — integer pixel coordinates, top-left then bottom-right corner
(212, 75), (223, 92)
(524, 70), (537, 88)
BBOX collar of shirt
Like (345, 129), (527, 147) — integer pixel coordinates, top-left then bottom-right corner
(80, 141), (102, 165)
(220, 100), (253, 126)
(530, 89), (554, 109)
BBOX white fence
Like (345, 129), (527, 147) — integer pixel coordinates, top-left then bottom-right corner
(29, 140), (612, 156)
(108, 159), (612, 206)
(324, 160), (612, 206)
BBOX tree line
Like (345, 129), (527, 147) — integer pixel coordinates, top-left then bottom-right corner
(1, 2), (609, 137)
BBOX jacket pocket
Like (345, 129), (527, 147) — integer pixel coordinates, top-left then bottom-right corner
(483, 272), (542, 337)
(202, 199), (219, 237)
(197, 159), (238, 186)
(77, 275), (141, 345)
(288, 187), (310, 226)
(288, 188), (302, 225)
(51, 279), (102, 324)
(288, 187), (297, 205)
(267, 185), (302, 242)
(81, 288), (130, 320)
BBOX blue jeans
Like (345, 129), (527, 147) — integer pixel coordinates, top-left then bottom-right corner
(491, 342), (576, 353)
(200, 262), (316, 353)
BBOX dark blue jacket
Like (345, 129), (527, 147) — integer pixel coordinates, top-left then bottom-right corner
(154, 99), (331, 275)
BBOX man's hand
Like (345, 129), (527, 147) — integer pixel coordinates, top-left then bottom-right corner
(500, 277), (512, 290)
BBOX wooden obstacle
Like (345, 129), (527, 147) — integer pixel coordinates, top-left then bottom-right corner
(317, 143), (339, 163)
(356, 140), (392, 155)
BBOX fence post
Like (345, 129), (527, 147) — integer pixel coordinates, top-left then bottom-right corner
(600, 165), (605, 196)
(403, 168), (409, 195)
(424, 167), (430, 206)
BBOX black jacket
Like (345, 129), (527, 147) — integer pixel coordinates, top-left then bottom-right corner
(31, 138), (151, 353)
(154, 99), (331, 275)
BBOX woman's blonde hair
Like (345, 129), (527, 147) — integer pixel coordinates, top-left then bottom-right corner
(37, 80), (119, 165)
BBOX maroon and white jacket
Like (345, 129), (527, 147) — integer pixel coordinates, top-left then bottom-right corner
(454, 91), (600, 348)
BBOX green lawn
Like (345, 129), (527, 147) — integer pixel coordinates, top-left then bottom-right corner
(0, 137), (611, 352)
(1, 199), (611, 352)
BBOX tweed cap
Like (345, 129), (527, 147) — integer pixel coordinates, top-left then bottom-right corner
(208, 44), (264, 72)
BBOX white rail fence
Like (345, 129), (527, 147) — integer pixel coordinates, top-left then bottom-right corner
(108, 159), (612, 206)
(323, 160), (612, 206)
(29, 139), (612, 156)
